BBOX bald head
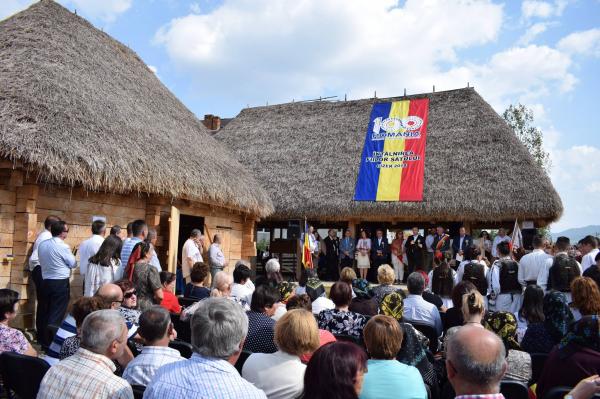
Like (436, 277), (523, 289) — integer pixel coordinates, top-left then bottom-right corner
(446, 326), (506, 395)
(95, 283), (124, 310)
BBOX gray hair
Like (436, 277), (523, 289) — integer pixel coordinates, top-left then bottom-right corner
(80, 309), (126, 354)
(407, 272), (425, 295)
(234, 259), (250, 268)
(190, 229), (202, 238)
(190, 297), (248, 359)
(265, 258), (280, 274)
(147, 228), (157, 241)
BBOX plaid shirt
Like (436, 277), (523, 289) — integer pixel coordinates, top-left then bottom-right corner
(455, 395), (505, 399)
(37, 348), (133, 399)
(122, 346), (184, 386)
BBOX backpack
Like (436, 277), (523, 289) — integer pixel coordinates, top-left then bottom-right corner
(463, 262), (488, 296)
(549, 254), (581, 292)
(498, 260), (521, 294)
(432, 267), (454, 297)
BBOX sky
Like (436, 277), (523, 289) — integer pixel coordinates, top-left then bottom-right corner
(1, 0), (599, 232)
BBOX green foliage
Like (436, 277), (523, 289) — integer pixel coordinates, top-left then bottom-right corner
(256, 239), (269, 252)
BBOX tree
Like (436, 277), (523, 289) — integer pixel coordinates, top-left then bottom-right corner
(502, 104), (551, 174)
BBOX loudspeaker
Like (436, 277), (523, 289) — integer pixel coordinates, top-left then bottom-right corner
(288, 220), (301, 239)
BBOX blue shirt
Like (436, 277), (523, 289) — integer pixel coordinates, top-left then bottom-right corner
(360, 359), (427, 399)
(120, 237), (142, 270)
(144, 353), (267, 399)
(38, 237), (77, 280)
(339, 237), (356, 259)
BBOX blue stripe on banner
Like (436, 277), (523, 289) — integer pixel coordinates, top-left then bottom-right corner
(354, 102), (391, 200)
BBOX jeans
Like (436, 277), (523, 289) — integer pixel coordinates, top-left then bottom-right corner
(39, 278), (70, 346)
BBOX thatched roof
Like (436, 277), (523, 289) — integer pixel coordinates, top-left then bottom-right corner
(217, 88), (562, 224)
(0, 0), (273, 217)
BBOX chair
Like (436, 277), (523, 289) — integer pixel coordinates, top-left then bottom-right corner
(333, 333), (362, 347)
(178, 297), (198, 308)
(131, 384), (146, 399)
(234, 350), (253, 375)
(127, 339), (140, 357)
(45, 324), (60, 347)
(0, 352), (51, 399)
(500, 380), (529, 399)
(171, 313), (191, 343)
(530, 352), (548, 384)
(169, 340), (194, 359)
(410, 322), (440, 354)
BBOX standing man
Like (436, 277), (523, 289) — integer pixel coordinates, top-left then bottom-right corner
(491, 228), (511, 259)
(425, 228), (435, 271)
(339, 229), (355, 269)
(580, 235), (599, 273)
(452, 226), (472, 261)
(487, 242), (521, 314)
(120, 219), (148, 267)
(432, 226), (450, 262)
(537, 236), (581, 302)
(124, 222), (133, 244)
(370, 229), (389, 283)
(404, 227), (425, 276)
(37, 220), (77, 346)
(182, 229), (204, 284)
(322, 229), (340, 281)
(78, 220), (106, 287)
(208, 234), (228, 284)
(29, 215), (61, 344)
(146, 228), (161, 272)
(518, 235), (551, 288)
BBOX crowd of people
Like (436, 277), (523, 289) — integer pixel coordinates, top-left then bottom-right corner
(1, 216), (600, 399)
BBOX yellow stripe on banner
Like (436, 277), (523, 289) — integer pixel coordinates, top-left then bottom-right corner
(376, 100), (410, 201)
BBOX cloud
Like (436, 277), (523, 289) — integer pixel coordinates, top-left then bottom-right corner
(557, 28), (600, 57)
(148, 65), (158, 74)
(517, 22), (549, 45)
(521, 0), (569, 20)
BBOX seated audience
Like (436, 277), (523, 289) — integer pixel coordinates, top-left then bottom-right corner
(159, 271), (181, 314)
(443, 281), (477, 331)
(567, 375), (600, 399)
(38, 310), (134, 399)
(59, 296), (106, 359)
(403, 272), (443, 336)
(521, 290), (574, 354)
(446, 326), (507, 397)
(123, 306), (183, 385)
(570, 276), (600, 321)
(349, 294), (379, 317)
(144, 298), (267, 398)
(537, 315), (600, 399)
(317, 281), (368, 341)
(128, 242), (162, 310)
(484, 311), (532, 384)
(115, 279), (142, 325)
(211, 270), (233, 297)
(371, 264), (401, 305)
(582, 252), (600, 288)
(243, 309), (320, 399)
(0, 289), (37, 356)
(256, 258), (284, 289)
(84, 235), (123, 297)
(303, 341), (368, 399)
(360, 315), (427, 399)
(461, 290), (486, 326)
(184, 262), (211, 300)
(516, 284), (544, 341)
(244, 285), (280, 353)
(286, 294), (336, 362)
(231, 261), (254, 304)
(428, 259), (456, 309)
(340, 267), (358, 286)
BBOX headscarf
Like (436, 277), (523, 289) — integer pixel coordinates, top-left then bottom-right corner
(484, 311), (521, 351)
(277, 281), (296, 304)
(351, 278), (371, 299)
(543, 291), (574, 343)
(380, 291), (404, 321)
(559, 315), (600, 354)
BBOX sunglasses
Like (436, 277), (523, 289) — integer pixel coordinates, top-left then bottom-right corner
(124, 290), (137, 299)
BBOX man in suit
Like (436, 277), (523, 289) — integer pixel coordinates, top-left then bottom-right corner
(370, 228), (390, 282)
(452, 226), (472, 261)
(404, 227), (425, 277)
(432, 226), (451, 262)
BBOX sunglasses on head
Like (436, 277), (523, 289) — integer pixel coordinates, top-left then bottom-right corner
(124, 290), (137, 299)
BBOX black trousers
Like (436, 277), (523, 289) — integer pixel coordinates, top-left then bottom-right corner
(31, 266), (45, 342)
(369, 257), (388, 283)
(340, 257), (353, 269)
(407, 253), (423, 276)
(38, 278), (70, 346)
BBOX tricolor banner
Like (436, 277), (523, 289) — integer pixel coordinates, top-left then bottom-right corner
(354, 98), (429, 201)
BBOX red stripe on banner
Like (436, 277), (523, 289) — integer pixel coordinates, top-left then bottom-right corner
(399, 98), (429, 201)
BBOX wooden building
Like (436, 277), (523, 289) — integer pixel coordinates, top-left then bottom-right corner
(0, 1), (273, 328)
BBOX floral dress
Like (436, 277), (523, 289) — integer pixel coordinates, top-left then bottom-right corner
(0, 323), (28, 354)
(131, 262), (162, 311)
(317, 309), (367, 340)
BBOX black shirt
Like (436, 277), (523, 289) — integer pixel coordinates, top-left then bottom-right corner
(184, 284), (210, 300)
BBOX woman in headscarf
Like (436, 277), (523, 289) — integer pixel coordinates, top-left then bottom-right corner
(483, 311), (532, 384)
(521, 291), (574, 354)
(536, 315), (600, 399)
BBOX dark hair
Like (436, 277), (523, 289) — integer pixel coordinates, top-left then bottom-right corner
(126, 222), (133, 235)
(532, 235), (545, 248)
(452, 281), (477, 308)
(464, 245), (481, 261)
(131, 219), (147, 237)
(407, 272), (425, 295)
(44, 215), (61, 230)
(303, 341), (367, 399)
(555, 236), (570, 251)
(138, 306), (171, 343)
(479, 230), (490, 238)
(50, 220), (68, 237)
(286, 294), (312, 311)
(0, 289), (19, 321)
(519, 285), (545, 323)
(581, 235), (598, 248)
(160, 271), (176, 286)
(596, 251), (600, 262)
(91, 220), (106, 235)
(329, 282), (352, 307)
(89, 235), (122, 266)
(114, 279), (134, 294)
(497, 241), (511, 256)
(250, 285), (280, 313)
(190, 262), (209, 283)
(110, 225), (122, 236)
(71, 296), (106, 328)
(233, 264), (251, 284)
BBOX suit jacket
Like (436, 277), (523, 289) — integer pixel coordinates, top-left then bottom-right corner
(432, 234), (450, 253)
(371, 237), (390, 259)
(452, 235), (473, 254)
(404, 235), (425, 258)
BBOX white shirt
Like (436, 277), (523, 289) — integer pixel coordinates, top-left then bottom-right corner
(518, 249), (552, 287)
(181, 238), (202, 278)
(242, 351), (305, 399)
(492, 235), (511, 258)
(425, 234), (435, 253)
(38, 237), (77, 280)
(455, 260), (488, 284)
(84, 259), (122, 297)
(123, 346), (184, 386)
(28, 229), (52, 271)
(78, 234), (104, 277)
(311, 296), (335, 315)
(537, 252), (583, 292)
(402, 294), (442, 336)
(208, 243), (225, 269)
(488, 257), (516, 295)
(582, 248), (599, 272)
(231, 282), (253, 305)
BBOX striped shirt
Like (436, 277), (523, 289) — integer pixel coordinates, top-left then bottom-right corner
(144, 353), (267, 399)
(122, 346), (184, 386)
(120, 237), (142, 271)
(37, 348), (133, 399)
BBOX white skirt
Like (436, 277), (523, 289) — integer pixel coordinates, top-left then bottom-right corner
(357, 253), (370, 269)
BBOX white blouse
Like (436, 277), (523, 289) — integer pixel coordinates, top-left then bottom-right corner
(84, 259), (122, 297)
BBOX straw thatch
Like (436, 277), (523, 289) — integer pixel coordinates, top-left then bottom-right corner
(217, 88), (562, 224)
(0, 0), (273, 217)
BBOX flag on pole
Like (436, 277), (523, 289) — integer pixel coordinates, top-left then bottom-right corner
(511, 219), (522, 251)
(302, 219), (313, 269)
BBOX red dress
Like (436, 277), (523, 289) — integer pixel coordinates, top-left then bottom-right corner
(160, 289), (181, 314)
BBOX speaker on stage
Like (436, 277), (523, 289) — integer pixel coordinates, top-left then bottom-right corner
(288, 220), (301, 240)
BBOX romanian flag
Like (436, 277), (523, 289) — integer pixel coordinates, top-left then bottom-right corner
(302, 220), (313, 269)
(354, 98), (429, 201)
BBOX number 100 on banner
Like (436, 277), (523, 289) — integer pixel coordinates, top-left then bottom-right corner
(353, 98), (429, 202)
